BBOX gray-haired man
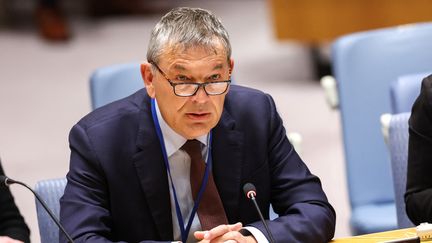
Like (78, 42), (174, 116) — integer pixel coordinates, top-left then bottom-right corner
(60, 7), (336, 243)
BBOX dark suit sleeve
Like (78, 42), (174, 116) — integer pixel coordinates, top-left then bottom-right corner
(249, 94), (336, 243)
(405, 75), (432, 225)
(0, 162), (30, 243)
(60, 123), (170, 243)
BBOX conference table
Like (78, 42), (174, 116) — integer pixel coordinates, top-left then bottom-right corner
(330, 227), (431, 242)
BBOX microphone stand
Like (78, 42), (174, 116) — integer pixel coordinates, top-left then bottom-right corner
(243, 183), (275, 243)
(249, 194), (276, 243)
(3, 176), (75, 243)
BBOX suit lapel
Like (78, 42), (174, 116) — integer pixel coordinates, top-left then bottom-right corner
(132, 96), (173, 240)
(212, 110), (244, 223)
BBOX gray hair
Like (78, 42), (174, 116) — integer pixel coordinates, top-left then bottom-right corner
(147, 7), (231, 64)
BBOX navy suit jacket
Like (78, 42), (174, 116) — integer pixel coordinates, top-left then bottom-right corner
(60, 85), (336, 243)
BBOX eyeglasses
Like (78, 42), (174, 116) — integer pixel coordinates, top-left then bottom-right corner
(150, 62), (231, 97)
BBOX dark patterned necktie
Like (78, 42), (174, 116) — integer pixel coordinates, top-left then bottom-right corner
(182, 139), (228, 230)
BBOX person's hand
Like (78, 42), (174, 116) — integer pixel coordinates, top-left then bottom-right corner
(193, 223), (257, 243)
(0, 236), (24, 243)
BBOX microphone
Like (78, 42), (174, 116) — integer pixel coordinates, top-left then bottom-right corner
(243, 183), (275, 243)
(0, 175), (75, 243)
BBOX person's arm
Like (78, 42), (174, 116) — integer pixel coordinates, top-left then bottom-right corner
(249, 94), (336, 243)
(405, 75), (432, 225)
(59, 123), (171, 243)
(0, 163), (30, 243)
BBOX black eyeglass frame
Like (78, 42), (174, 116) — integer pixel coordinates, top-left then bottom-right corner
(150, 62), (231, 97)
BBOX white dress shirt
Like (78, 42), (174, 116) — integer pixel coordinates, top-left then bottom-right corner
(154, 100), (268, 243)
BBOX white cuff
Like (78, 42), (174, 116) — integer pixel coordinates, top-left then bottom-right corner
(243, 226), (269, 243)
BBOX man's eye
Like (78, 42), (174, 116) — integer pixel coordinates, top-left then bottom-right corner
(176, 76), (190, 81)
(209, 74), (221, 80)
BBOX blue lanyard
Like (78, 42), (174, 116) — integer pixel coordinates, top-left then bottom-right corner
(150, 98), (212, 243)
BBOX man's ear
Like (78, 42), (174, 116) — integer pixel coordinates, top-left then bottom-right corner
(141, 62), (156, 98)
(229, 59), (234, 76)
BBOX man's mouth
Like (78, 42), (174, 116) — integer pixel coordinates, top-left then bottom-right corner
(186, 112), (211, 120)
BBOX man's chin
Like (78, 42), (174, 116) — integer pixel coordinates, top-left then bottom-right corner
(183, 130), (210, 140)
(181, 125), (213, 139)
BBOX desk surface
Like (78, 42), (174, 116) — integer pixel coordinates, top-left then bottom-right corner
(331, 228), (420, 242)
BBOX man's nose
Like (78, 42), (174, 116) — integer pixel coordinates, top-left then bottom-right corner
(192, 85), (209, 102)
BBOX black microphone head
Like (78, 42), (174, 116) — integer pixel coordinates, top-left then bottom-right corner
(243, 183), (257, 199)
(0, 175), (9, 188)
(0, 175), (16, 187)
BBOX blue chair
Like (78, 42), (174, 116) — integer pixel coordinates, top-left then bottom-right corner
(390, 72), (431, 114)
(89, 62), (144, 110)
(388, 112), (414, 228)
(332, 22), (432, 234)
(34, 178), (67, 243)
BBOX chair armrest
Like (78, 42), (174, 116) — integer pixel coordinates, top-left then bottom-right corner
(320, 75), (339, 109)
(380, 113), (392, 146)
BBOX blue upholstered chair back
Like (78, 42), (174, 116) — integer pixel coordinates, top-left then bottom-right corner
(388, 112), (414, 228)
(390, 72), (431, 114)
(332, 22), (432, 234)
(90, 62), (143, 110)
(34, 178), (67, 243)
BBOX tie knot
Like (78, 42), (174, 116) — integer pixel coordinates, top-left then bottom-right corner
(182, 139), (203, 164)
(181, 140), (202, 159)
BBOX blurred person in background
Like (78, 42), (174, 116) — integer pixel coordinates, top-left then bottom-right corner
(1, 0), (172, 42)
(405, 74), (432, 225)
(35, 0), (171, 41)
(0, 159), (30, 243)
(89, 0), (173, 17)
(36, 0), (70, 41)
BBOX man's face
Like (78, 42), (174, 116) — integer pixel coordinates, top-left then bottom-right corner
(142, 45), (233, 139)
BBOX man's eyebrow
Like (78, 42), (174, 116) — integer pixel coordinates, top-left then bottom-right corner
(173, 64), (186, 71)
(213, 64), (223, 70)
(173, 63), (224, 71)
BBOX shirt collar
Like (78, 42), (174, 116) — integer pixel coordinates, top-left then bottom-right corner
(154, 99), (208, 157)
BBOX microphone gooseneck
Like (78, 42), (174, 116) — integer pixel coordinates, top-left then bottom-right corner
(243, 183), (276, 243)
(0, 175), (75, 243)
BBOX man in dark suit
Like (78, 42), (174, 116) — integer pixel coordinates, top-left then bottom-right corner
(60, 7), (336, 243)
(406, 74), (432, 225)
